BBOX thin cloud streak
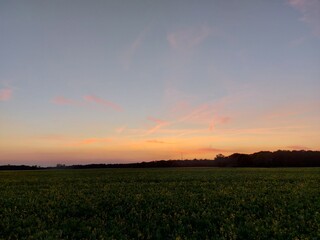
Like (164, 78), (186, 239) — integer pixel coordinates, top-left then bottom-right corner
(127, 128), (208, 137)
(139, 125), (307, 138)
(146, 140), (170, 144)
(52, 95), (123, 112)
(0, 88), (12, 101)
(36, 135), (113, 146)
(77, 138), (112, 145)
(167, 25), (212, 51)
(146, 117), (170, 135)
(209, 116), (231, 131)
(120, 26), (149, 70)
(138, 99), (231, 137)
(52, 96), (79, 106)
(287, 145), (310, 150)
(196, 147), (230, 153)
(175, 103), (231, 131)
(116, 125), (127, 134)
(84, 95), (123, 112)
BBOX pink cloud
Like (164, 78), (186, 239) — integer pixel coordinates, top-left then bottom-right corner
(178, 104), (212, 123)
(52, 96), (78, 105)
(37, 134), (112, 146)
(128, 127), (208, 137)
(174, 102), (230, 130)
(146, 139), (169, 144)
(146, 117), (170, 135)
(209, 117), (230, 131)
(148, 117), (168, 125)
(218, 116), (231, 124)
(287, 145), (310, 150)
(115, 125), (127, 134)
(196, 147), (229, 153)
(0, 88), (12, 101)
(169, 100), (191, 115)
(140, 99), (231, 136)
(167, 25), (212, 51)
(145, 105), (230, 135)
(126, 96), (232, 137)
(78, 138), (112, 145)
(287, 0), (320, 37)
(208, 121), (215, 131)
(52, 95), (122, 112)
(83, 95), (123, 112)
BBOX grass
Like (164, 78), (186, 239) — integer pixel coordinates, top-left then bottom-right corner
(0, 168), (319, 239)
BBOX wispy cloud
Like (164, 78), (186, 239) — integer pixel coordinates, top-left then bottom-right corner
(178, 104), (212, 123)
(209, 116), (231, 131)
(174, 102), (231, 131)
(83, 95), (123, 112)
(115, 125), (127, 134)
(0, 88), (12, 101)
(129, 128), (208, 137)
(36, 134), (112, 146)
(52, 95), (123, 112)
(196, 147), (230, 153)
(52, 96), (79, 106)
(287, 0), (320, 37)
(136, 98), (231, 137)
(287, 145), (310, 150)
(146, 117), (170, 135)
(167, 25), (212, 51)
(120, 27), (149, 70)
(146, 139), (170, 144)
(77, 138), (112, 145)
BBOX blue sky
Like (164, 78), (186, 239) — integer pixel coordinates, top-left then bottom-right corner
(0, 0), (319, 165)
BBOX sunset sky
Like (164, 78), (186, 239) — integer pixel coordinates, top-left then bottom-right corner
(0, 0), (319, 166)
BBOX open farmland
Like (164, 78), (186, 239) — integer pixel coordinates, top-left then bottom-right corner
(0, 168), (319, 239)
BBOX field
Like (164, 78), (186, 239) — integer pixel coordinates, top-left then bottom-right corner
(0, 168), (319, 239)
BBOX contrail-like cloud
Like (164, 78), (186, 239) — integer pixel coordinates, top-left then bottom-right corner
(83, 95), (123, 112)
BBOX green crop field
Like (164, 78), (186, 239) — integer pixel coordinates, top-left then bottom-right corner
(0, 168), (319, 239)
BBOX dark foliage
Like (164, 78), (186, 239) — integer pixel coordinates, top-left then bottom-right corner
(0, 165), (42, 171)
(1, 150), (320, 170)
(69, 150), (320, 168)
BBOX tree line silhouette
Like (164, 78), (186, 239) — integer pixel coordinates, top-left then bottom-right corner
(1, 150), (319, 170)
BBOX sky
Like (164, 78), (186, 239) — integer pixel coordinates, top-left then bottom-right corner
(0, 0), (319, 166)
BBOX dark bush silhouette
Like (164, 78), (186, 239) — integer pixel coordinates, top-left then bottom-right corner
(0, 165), (42, 171)
(1, 150), (320, 170)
